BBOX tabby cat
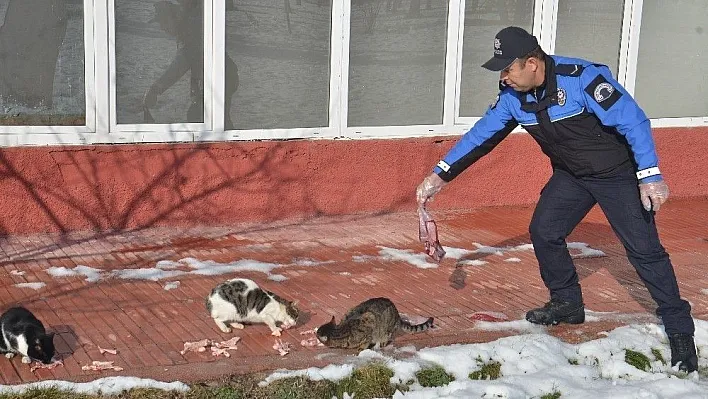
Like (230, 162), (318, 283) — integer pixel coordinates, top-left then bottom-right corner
(316, 297), (433, 350)
(205, 278), (299, 336)
(0, 307), (55, 364)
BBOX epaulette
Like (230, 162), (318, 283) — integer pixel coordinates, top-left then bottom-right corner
(555, 64), (584, 77)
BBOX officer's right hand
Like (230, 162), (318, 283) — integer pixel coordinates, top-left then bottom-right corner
(639, 180), (669, 212)
(416, 173), (447, 207)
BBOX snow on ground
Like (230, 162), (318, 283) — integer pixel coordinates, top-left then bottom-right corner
(263, 319), (708, 399)
(0, 376), (188, 396)
(13, 282), (46, 290)
(163, 281), (180, 291)
(31, 241), (606, 288)
(363, 242), (605, 270)
(44, 257), (325, 284)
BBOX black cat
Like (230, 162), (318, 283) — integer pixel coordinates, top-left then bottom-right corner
(0, 307), (55, 364)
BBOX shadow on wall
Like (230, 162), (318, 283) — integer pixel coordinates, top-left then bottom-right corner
(0, 137), (447, 237)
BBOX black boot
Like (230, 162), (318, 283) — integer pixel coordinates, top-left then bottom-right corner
(525, 299), (585, 325)
(669, 333), (698, 373)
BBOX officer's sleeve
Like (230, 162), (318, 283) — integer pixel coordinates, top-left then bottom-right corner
(580, 64), (662, 183)
(433, 91), (518, 182)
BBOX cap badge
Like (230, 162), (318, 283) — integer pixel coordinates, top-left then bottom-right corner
(494, 38), (502, 55)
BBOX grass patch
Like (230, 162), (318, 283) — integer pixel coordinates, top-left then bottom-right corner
(0, 387), (93, 399)
(651, 348), (666, 365)
(625, 349), (651, 371)
(540, 391), (562, 399)
(265, 376), (337, 399)
(334, 362), (397, 399)
(469, 360), (502, 381)
(415, 364), (455, 387)
(0, 367), (392, 399)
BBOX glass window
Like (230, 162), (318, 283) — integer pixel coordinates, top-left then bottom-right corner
(459, 0), (534, 118)
(348, 0), (449, 127)
(554, 0), (624, 76)
(634, 0), (708, 118)
(0, 0), (85, 126)
(225, 0), (332, 130)
(115, 0), (204, 124)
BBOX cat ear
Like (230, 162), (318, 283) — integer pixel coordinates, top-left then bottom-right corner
(290, 300), (299, 307)
(329, 315), (336, 324)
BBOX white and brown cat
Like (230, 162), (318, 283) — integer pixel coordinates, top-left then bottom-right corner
(205, 278), (299, 336)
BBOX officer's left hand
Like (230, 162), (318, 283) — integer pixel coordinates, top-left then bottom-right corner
(639, 180), (669, 212)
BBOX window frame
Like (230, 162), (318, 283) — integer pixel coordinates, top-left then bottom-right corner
(621, 0), (708, 127)
(0, 0), (97, 144)
(198, 0), (342, 142)
(0, 0), (706, 147)
(105, 0), (213, 140)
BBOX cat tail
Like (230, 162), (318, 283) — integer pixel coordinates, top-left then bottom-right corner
(400, 317), (434, 333)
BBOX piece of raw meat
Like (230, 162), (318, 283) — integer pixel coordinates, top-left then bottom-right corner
(30, 359), (63, 373)
(418, 206), (446, 262)
(469, 312), (509, 322)
(98, 347), (118, 355)
(179, 339), (212, 355)
(299, 329), (325, 347)
(180, 337), (241, 357)
(81, 360), (124, 372)
(273, 339), (292, 356)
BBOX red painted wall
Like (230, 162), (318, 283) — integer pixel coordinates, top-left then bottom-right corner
(0, 127), (706, 235)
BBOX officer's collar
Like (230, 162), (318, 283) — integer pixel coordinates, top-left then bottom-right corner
(528, 55), (556, 99)
(520, 55), (559, 113)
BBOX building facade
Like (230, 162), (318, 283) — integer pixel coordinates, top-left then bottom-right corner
(0, 0), (706, 234)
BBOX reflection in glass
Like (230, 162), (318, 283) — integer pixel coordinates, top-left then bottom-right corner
(459, 0), (534, 118)
(115, 0), (203, 124)
(635, 0), (708, 118)
(555, 0), (623, 76)
(225, 0), (331, 130)
(348, 0), (449, 127)
(0, 0), (85, 126)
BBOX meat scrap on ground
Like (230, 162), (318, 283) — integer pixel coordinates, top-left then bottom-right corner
(30, 360), (63, 373)
(180, 337), (242, 357)
(81, 360), (124, 372)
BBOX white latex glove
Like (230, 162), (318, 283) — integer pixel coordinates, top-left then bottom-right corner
(639, 180), (669, 212)
(416, 173), (447, 206)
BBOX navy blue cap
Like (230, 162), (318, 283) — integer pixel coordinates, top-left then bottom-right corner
(482, 26), (539, 71)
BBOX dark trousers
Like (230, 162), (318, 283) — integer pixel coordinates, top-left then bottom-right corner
(529, 168), (694, 335)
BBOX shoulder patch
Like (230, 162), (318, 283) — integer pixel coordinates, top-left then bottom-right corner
(555, 64), (584, 77)
(584, 74), (623, 110)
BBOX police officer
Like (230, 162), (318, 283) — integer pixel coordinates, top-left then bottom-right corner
(416, 26), (698, 372)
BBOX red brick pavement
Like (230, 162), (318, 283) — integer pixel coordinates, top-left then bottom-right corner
(0, 198), (707, 384)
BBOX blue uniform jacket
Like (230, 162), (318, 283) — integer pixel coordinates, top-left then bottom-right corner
(434, 55), (662, 184)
